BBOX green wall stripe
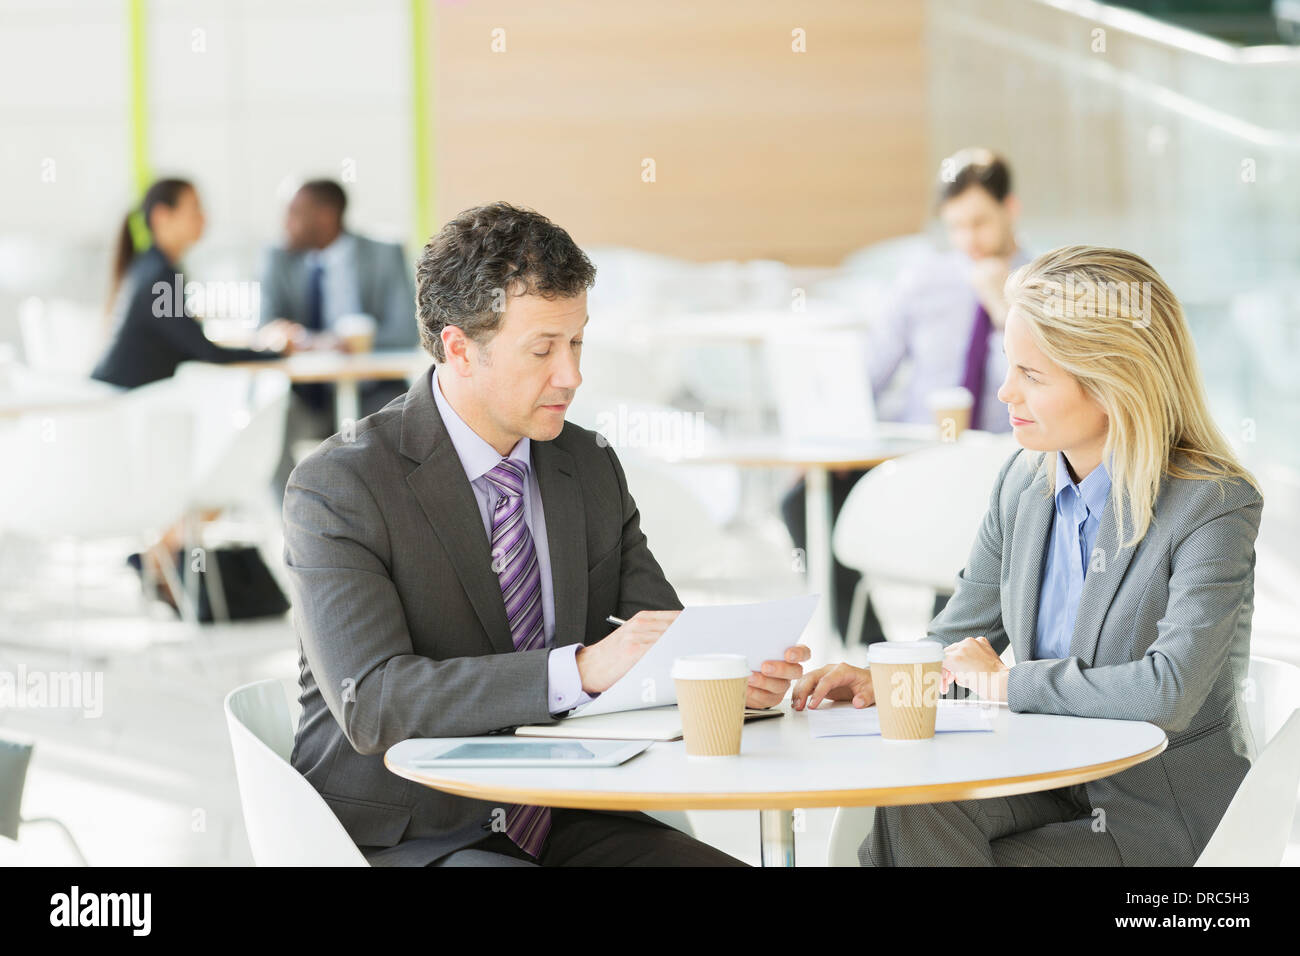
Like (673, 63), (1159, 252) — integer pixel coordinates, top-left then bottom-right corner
(410, 0), (434, 251)
(128, 0), (152, 250)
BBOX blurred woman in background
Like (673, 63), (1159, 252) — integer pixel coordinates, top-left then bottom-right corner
(92, 177), (292, 387)
(92, 178), (296, 610)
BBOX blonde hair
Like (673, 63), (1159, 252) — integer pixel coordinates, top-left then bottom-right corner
(1004, 245), (1257, 548)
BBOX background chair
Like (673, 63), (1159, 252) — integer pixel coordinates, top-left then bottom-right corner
(825, 655), (1300, 867)
(17, 296), (106, 376)
(0, 732), (89, 865)
(0, 376), (197, 658)
(832, 432), (1020, 646)
(172, 363), (291, 623)
(225, 678), (697, 865)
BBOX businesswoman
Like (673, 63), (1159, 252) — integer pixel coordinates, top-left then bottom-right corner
(92, 177), (291, 388)
(793, 245), (1263, 867)
(92, 179), (291, 605)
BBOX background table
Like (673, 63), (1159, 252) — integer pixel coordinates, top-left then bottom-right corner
(0, 370), (121, 419)
(645, 424), (943, 648)
(229, 349), (428, 429)
(386, 701), (1167, 866)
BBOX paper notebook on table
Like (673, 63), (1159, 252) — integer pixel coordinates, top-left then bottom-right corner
(558, 593), (819, 719)
(806, 700), (999, 737)
(515, 706), (783, 742)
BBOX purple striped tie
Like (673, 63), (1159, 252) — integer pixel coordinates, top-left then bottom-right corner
(960, 302), (992, 430)
(484, 458), (550, 857)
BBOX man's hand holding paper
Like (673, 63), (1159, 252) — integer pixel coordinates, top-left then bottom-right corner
(568, 594), (818, 718)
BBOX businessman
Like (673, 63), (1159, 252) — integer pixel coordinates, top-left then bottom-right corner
(260, 179), (419, 497)
(283, 201), (810, 866)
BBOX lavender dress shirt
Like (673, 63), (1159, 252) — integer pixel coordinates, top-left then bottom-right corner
(867, 246), (1031, 433)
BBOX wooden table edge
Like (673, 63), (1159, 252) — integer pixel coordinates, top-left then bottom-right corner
(384, 736), (1168, 811)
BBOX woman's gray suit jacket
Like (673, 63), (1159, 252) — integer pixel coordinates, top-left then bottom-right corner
(927, 447), (1263, 866)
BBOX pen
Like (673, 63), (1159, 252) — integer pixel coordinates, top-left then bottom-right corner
(605, 615), (626, 627)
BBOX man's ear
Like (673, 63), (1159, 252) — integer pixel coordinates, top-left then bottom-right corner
(1003, 193), (1021, 223)
(442, 326), (472, 376)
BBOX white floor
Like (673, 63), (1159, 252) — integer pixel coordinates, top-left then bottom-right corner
(2, 511), (1298, 868)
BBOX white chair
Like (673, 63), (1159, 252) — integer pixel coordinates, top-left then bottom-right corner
(0, 732), (89, 865)
(18, 296), (107, 376)
(174, 363), (290, 513)
(170, 364), (291, 622)
(225, 679), (694, 866)
(1196, 656), (1300, 866)
(825, 655), (1300, 867)
(224, 679), (368, 866)
(763, 326), (877, 444)
(0, 376), (198, 645)
(832, 433), (1020, 644)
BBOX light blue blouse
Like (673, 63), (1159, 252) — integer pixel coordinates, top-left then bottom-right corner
(1034, 452), (1113, 660)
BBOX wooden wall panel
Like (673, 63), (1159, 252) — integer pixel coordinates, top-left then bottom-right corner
(428, 0), (928, 265)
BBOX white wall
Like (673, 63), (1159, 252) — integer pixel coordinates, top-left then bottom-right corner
(0, 0), (416, 335)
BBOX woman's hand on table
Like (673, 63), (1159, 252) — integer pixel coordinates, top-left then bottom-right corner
(791, 662), (875, 711)
(942, 636), (1010, 702)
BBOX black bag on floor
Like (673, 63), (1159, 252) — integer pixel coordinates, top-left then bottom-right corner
(172, 545), (290, 622)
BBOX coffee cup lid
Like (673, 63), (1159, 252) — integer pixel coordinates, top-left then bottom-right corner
(925, 386), (973, 409)
(671, 653), (750, 680)
(337, 312), (377, 332)
(867, 640), (944, 664)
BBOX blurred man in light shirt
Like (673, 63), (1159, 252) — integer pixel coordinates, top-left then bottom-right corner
(868, 147), (1028, 431)
(782, 148), (1027, 647)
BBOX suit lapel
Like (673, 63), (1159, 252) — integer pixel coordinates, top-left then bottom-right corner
(532, 438), (588, 648)
(352, 236), (378, 314)
(400, 375), (516, 655)
(1008, 458), (1053, 666)
(287, 253), (308, 320)
(1069, 484), (1138, 667)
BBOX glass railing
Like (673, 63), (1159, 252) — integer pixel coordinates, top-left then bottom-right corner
(927, 0), (1300, 479)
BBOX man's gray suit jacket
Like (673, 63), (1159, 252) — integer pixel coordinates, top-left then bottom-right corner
(282, 369), (683, 865)
(259, 232), (417, 349)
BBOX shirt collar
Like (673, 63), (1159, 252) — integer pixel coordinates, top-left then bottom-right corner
(307, 231), (354, 268)
(1055, 451), (1111, 517)
(430, 365), (530, 483)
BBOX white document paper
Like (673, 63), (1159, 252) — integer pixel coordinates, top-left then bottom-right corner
(807, 700), (999, 737)
(566, 593), (819, 718)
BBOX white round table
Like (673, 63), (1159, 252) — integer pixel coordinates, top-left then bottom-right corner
(386, 701), (1167, 866)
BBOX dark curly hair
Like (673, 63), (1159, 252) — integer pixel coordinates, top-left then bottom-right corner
(415, 202), (596, 362)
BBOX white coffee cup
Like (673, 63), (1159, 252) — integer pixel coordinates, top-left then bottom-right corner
(672, 654), (750, 757)
(926, 386), (974, 438)
(336, 313), (377, 353)
(868, 640), (945, 741)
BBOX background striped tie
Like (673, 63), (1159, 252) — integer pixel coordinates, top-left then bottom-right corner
(484, 458), (550, 857)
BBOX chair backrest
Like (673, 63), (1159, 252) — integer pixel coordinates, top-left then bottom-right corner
(0, 734), (35, 841)
(175, 363), (291, 510)
(1195, 655), (1300, 866)
(764, 328), (877, 443)
(1243, 655), (1300, 756)
(833, 434), (1019, 591)
(224, 679), (368, 866)
(0, 376), (194, 540)
(1196, 710), (1300, 866)
(18, 297), (106, 376)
